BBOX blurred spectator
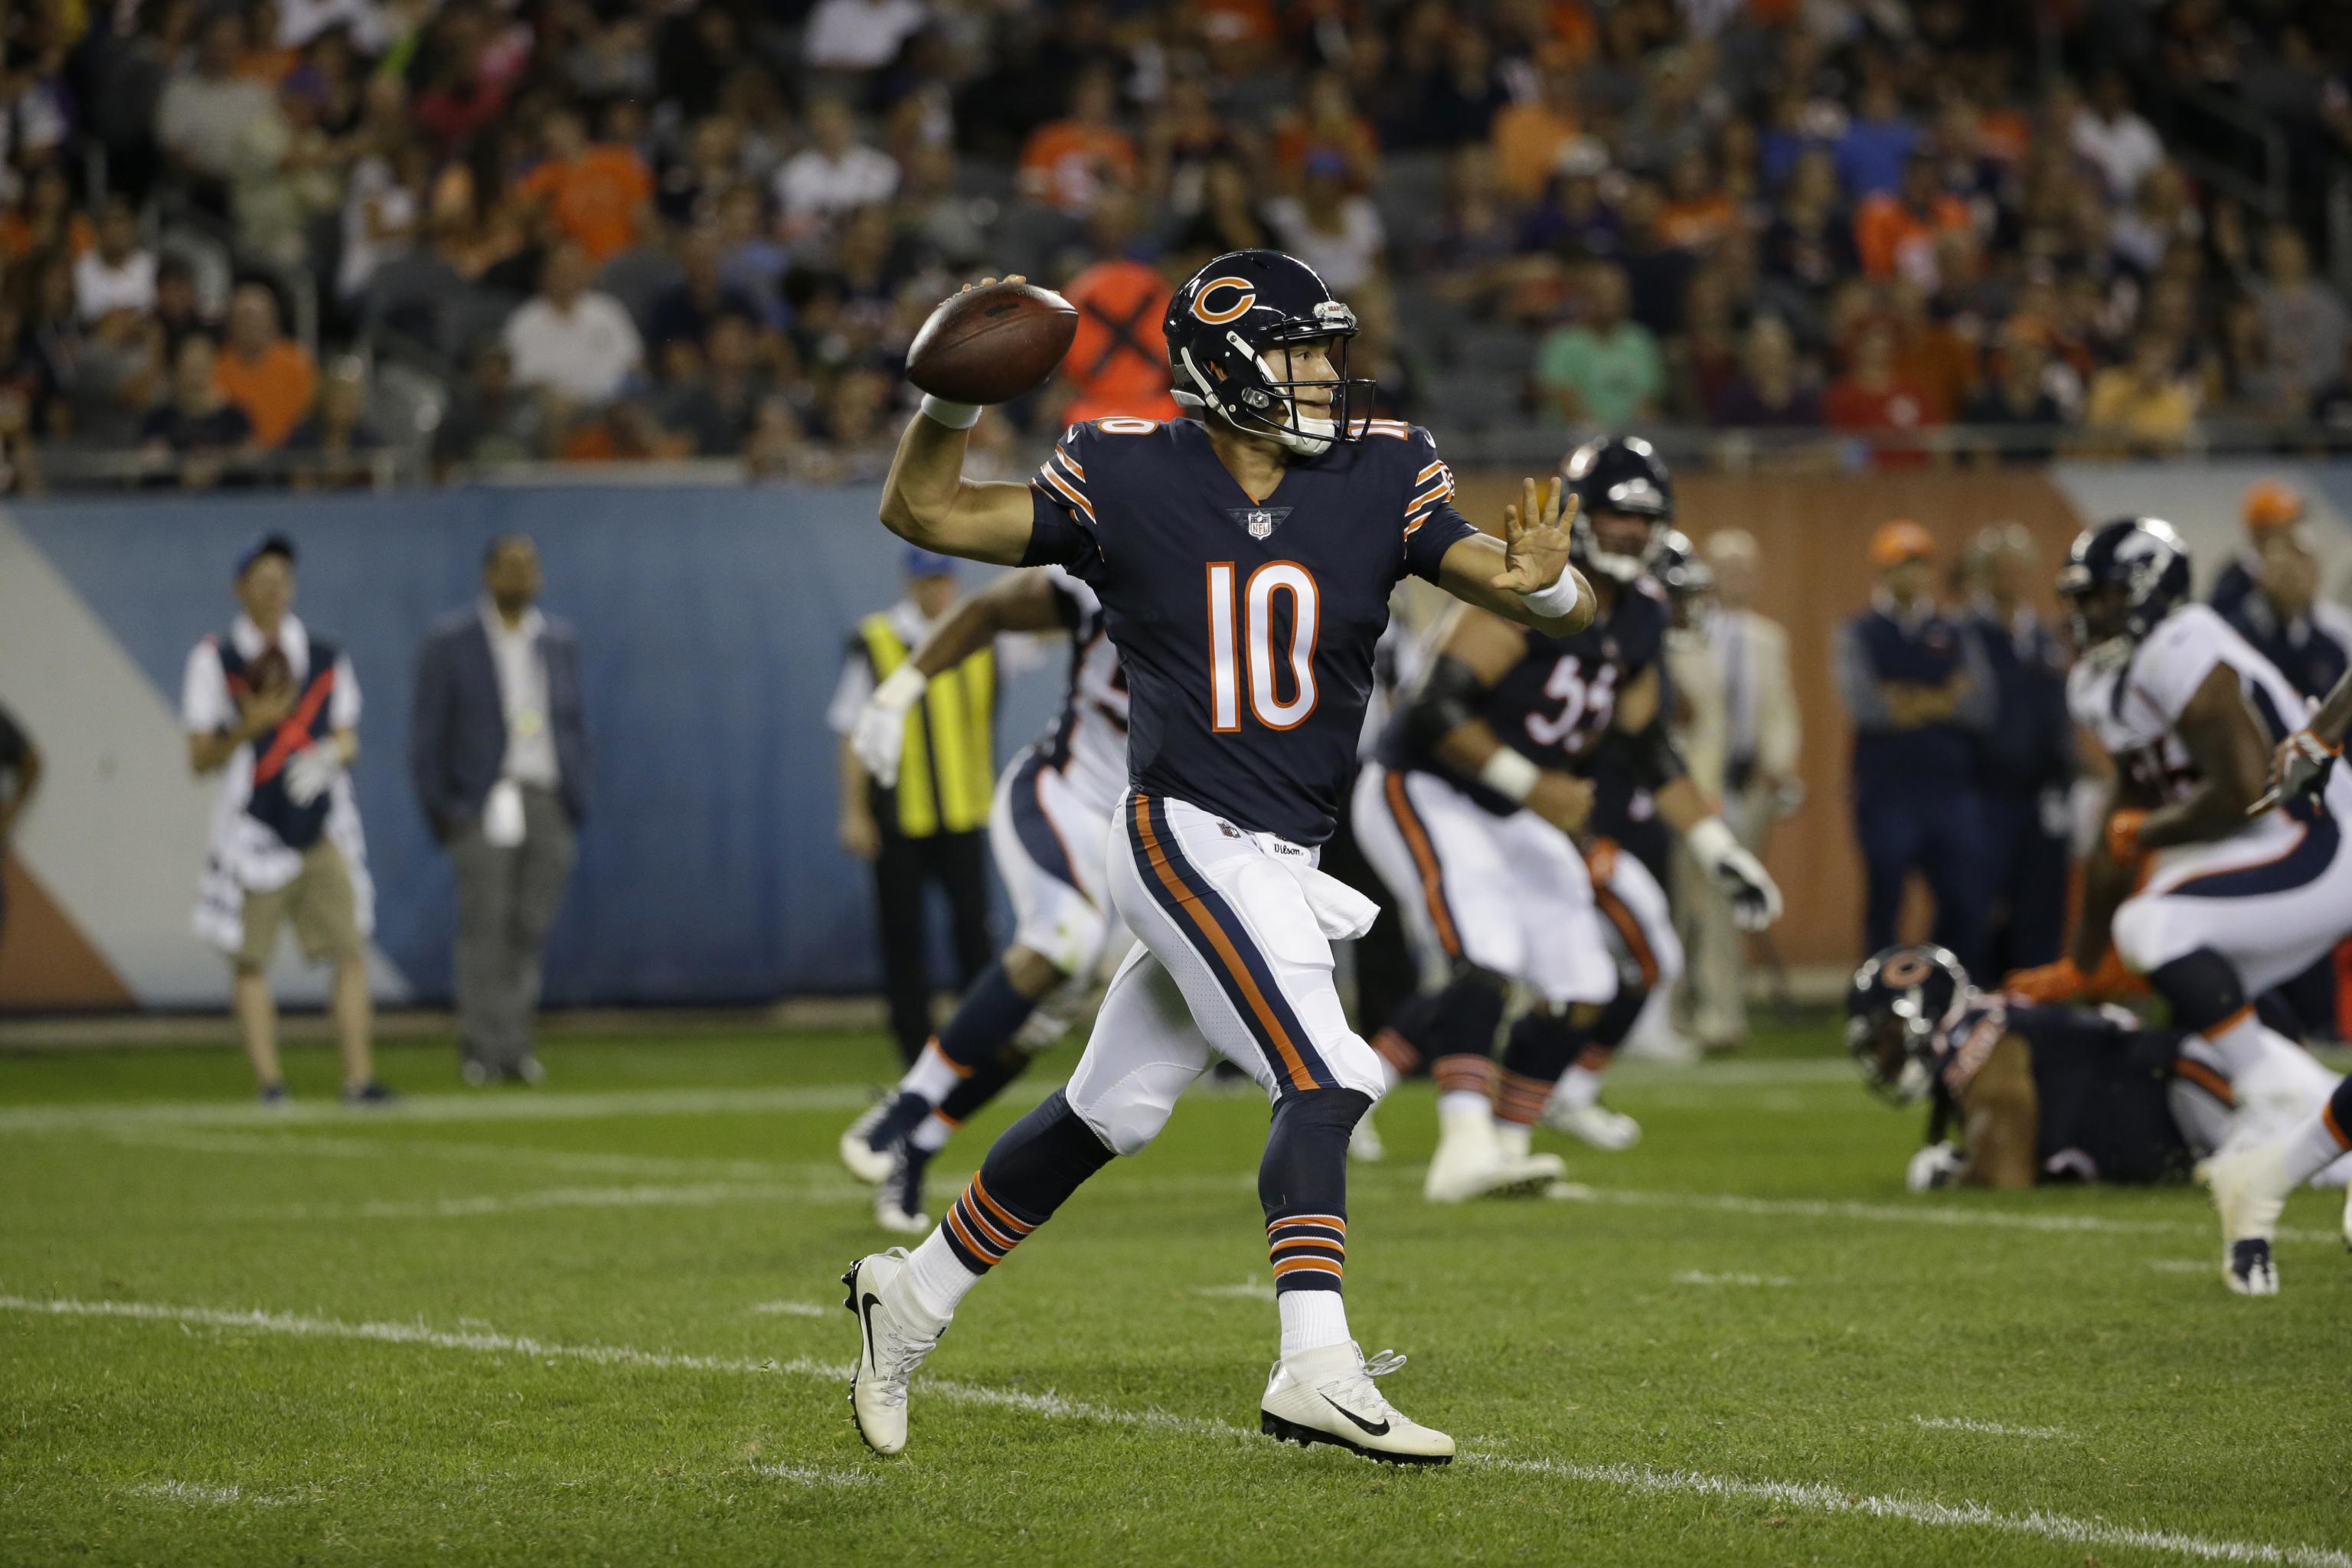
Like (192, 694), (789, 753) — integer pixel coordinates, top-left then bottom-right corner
(1710, 315), (1821, 427)
(1760, 147), (1854, 303)
(338, 122), (427, 305)
(151, 256), (220, 362)
(142, 336), (257, 487)
(1265, 154), (1387, 294)
(155, 11), (276, 191)
(1536, 262), (1662, 426)
(72, 199), (157, 324)
(1018, 67), (1137, 218)
(520, 107), (655, 266)
(285, 357), (384, 489)
(646, 227), (762, 352)
(1965, 525), (2073, 977)
(1491, 64), (1583, 202)
(1275, 70), (1380, 188)
(1177, 157), (1275, 260)
(2071, 74), (2164, 204)
(0, 166), (93, 262)
(504, 245), (643, 407)
(1854, 154), (1971, 284)
(2311, 337), (2352, 434)
(1658, 148), (1733, 253)
(1834, 77), (1919, 198)
(2254, 224), (2350, 401)
(214, 284), (318, 451)
(1824, 322), (1939, 464)
(436, 345), (546, 476)
(1963, 330), (2068, 461)
(2221, 518), (2352, 704)
(231, 70), (344, 270)
(803, 0), (931, 74)
(1834, 521), (1994, 972)
(1054, 203), (1180, 426)
(776, 96), (899, 241)
(2085, 332), (2199, 454)
(0, 699), (38, 959)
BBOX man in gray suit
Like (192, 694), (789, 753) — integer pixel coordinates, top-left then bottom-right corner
(410, 534), (590, 1085)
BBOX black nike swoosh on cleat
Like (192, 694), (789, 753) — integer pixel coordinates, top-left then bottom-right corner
(860, 1292), (884, 1372)
(1320, 1393), (1390, 1437)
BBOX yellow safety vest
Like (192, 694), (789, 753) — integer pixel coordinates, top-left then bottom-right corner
(859, 612), (995, 837)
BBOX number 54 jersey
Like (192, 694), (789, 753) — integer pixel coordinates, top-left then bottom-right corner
(1021, 415), (1479, 846)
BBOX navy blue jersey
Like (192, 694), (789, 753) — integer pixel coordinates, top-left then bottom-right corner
(1377, 575), (1671, 815)
(1022, 415), (1478, 844)
(1932, 997), (2190, 1184)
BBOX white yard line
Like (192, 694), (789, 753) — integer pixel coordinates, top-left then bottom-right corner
(1191, 1280), (1277, 1301)
(1910, 1416), (2069, 1440)
(750, 1463), (873, 1486)
(1547, 1184), (2345, 1246)
(123, 1480), (295, 1505)
(93, 1126), (824, 1182)
(1670, 1270), (1792, 1287)
(5, 1291), (2344, 1568)
(750, 1301), (831, 1318)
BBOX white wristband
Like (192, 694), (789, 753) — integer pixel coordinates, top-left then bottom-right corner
(1685, 815), (1738, 870)
(920, 394), (982, 430)
(874, 663), (929, 711)
(1478, 747), (1541, 804)
(1517, 570), (1582, 619)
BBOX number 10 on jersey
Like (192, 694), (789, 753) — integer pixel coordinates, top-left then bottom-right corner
(1207, 561), (1320, 732)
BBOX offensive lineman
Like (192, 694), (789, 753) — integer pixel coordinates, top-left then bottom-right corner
(836, 562), (1132, 1233)
(1353, 439), (1782, 1202)
(2007, 517), (2352, 1294)
(841, 250), (1593, 1464)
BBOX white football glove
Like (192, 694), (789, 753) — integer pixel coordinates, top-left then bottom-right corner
(2269, 728), (2338, 810)
(851, 665), (929, 787)
(1906, 1142), (1965, 1192)
(1687, 817), (1782, 930)
(283, 742), (344, 806)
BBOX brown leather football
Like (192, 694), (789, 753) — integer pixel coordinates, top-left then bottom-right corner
(905, 281), (1080, 405)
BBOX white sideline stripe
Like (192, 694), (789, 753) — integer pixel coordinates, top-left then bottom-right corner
(750, 1463), (873, 1486)
(1911, 1416), (2069, 1440)
(1192, 1280), (1276, 1301)
(1547, 1184), (2344, 1246)
(7, 1292), (2345, 1568)
(97, 1126), (822, 1181)
(1671, 1270), (1792, 1287)
(125, 1480), (294, 1506)
(2150, 1259), (2217, 1273)
(750, 1301), (830, 1318)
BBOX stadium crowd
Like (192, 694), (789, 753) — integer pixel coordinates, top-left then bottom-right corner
(5, 0), (2352, 489)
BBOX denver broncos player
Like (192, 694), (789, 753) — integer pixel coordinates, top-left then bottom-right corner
(839, 250), (1592, 1465)
(1847, 945), (2343, 1192)
(2004, 518), (2352, 1292)
(835, 561), (1132, 1234)
(1353, 437), (1780, 1203)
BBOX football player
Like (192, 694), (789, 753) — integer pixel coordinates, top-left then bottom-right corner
(1847, 945), (2342, 1192)
(1353, 439), (1782, 1203)
(836, 562), (1132, 1233)
(2262, 661), (2349, 812)
(841, 250), (1593, 1465)
(2007, 517), (2352, 1293)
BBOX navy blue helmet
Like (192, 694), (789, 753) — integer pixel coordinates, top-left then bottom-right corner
(1651, 528), (1713, 599)
(1165, 250), (1369, 459)
(1563, 435), (1674, 580)
(2056, 516), (2192, 669)
(1846, 945), (1972, 1103)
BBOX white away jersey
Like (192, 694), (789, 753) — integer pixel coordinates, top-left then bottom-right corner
(2066, 604), (2308, 802)
(1038, 564), (1130, 808)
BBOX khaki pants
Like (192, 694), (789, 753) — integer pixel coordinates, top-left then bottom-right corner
(451, 785), (577, 1071)
(1671, 782), (1774, 1049)
(234, 839), (363, 971)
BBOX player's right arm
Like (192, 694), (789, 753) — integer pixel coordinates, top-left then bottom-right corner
(876, 278), (1044, 566)
(1411, 605), (1593, 835)
(852, 571), (1071, 784)
(1954, 1034), (2040, 1189)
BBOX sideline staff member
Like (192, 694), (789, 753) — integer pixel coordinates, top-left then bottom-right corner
(832, 548), (997, 1065)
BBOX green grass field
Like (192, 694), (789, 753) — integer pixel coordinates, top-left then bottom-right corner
(3, 1021), (2348, 1567)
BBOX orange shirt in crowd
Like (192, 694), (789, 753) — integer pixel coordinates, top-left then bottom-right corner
(1056, 257), (1181, 427)
(1491, 101), (1578, 201)
(1659, 191), (1734, 253)
(215, 340), (318, 449)
(1854, 193), (1972, 280)
(1891, 321), (1980, 423)
(0, 211), (93, 262)
(1017, 122), (1138, 214)
(520, 145), (655, 263)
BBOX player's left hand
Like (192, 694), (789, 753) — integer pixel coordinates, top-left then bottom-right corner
(2003, 956), (2085, 1003)
(853, 666), (929, 786)
(2262, 727), (2338, 813)
(1906, 1142), (1964, 1192)
(1687, 818), (1782, 929)
(283, 743), (343, 807)
(1489, 477), (1576, 594)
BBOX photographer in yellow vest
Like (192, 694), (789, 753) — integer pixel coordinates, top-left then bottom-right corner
(831, 548), (999, 1065)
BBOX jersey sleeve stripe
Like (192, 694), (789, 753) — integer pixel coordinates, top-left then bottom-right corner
(1040, 466), (1096, 522)
(1415, 459), (1446, 483)
(1052, 446), (1087, 484)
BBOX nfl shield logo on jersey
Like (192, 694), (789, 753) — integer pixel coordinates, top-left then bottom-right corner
(1227, 505), (1292, 540)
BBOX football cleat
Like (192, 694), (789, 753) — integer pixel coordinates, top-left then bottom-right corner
(1259, 1343), (1453, 1465)
(841, 1249), (948, 1455)
(874, 1145), (931, 1235)
(2200, 1145), (2291, 1297)
(838, 1100), (897, 1185)
(1544, 1098), (1642, 1152)
(1348, 1111), (1385, 1164)
(1424, 1102), (1563, 1202)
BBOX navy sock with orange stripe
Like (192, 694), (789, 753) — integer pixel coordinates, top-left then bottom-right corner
(1497, 1011), (1585, 1126)
(935, 1088), (1114, 1281)
(1423, 971), (1507, 1109)
(1262, 1088), (1368, 1359)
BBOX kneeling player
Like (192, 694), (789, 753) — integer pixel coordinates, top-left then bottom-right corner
(838, 564), (1130, 1230)
(1847, 945), (2346, 1196)
(1354, 438), (1779, 1201)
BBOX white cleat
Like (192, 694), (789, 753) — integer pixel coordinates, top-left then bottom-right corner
(2342, 1182), (2351, 1252)
(873, 1147), (930, 1235)
(1260, 1343), (1453, 1465)
(1544, 1098), (1642, 1152)
(1348, 1112), (1386, 1164)
(1423, 1103), (1563, 1202)
(838, 1101), (896, 1185)
(2200, 1145), (2290, 1297)
(840, 1250), (948, 1455)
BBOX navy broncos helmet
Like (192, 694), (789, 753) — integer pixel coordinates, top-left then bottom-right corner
(1651, 528), (1713, 599)
(1165, 250), (1370, 459)
(1563, 435), (1674, 581)
(2056, 516), (2193, 671)
(1846, 945), (1974, 1104)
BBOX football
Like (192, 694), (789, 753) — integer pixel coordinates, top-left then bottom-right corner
(905, 280), (1080, 406)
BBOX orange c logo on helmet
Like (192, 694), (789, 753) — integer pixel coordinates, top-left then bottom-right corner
(1880, 951), (1932, 987)
(1190, 276), (1256, 325)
